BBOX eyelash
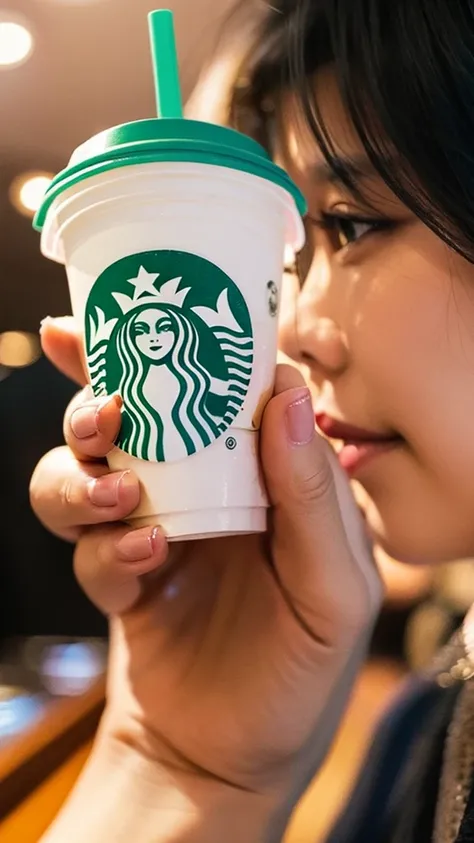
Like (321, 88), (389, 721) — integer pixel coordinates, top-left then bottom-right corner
(134, 322), (173, 335)
(308, 211), (395, 251)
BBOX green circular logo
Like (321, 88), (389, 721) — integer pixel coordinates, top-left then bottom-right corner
(85, 250), (254, 463)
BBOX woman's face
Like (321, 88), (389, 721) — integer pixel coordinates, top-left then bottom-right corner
(278, 68), (474, 564)
(133, 308), (176, 363)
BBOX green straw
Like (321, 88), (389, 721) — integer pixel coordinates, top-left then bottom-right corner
(148, 10), (183, 119)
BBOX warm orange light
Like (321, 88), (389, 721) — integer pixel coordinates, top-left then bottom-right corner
(0, 17), (33, 68)
(0, 332), (41, 367)
(9, 172), (53, 218)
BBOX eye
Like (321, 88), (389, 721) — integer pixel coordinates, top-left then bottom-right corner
(331, 216), (373, 247)
(134, 322), (149, 335)
(311, 212), (394, 252)
(155, 320), (173, 334)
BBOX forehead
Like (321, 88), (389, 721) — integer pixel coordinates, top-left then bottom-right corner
(277, 67), (367, 175)
(137, 308), (167, 321)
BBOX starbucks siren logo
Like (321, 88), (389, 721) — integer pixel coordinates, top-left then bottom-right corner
(85, 250), (254, 463)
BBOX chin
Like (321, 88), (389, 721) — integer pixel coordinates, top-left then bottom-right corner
(364, 501), (472, 567)
(374, 535), (442, 567)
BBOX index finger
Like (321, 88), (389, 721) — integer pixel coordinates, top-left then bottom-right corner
(40, 316), (87, 385)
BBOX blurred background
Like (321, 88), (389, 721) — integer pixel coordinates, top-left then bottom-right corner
(0, 1), (472, 841)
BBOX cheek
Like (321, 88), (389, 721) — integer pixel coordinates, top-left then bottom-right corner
(349, 247), (455, 430)
(352, 248), (474, 560)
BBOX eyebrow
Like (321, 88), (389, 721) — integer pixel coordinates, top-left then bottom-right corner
(311, 155), (377, 184)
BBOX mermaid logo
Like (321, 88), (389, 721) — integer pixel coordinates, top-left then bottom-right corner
(85, 251), (253, 463)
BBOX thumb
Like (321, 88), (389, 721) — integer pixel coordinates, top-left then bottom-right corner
(261, 364), (381, 641)
(40, 316), (87, 386)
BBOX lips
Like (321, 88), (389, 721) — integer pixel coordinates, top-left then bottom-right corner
(315, 413), (403, 475)
(315, 414), (397, 443)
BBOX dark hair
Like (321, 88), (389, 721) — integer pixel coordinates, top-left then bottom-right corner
(225, 0), (474, 264)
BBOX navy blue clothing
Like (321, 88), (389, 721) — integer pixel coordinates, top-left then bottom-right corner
(327, 675), (466, 842)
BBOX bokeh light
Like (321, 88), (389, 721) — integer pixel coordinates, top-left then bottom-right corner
(0, 332), (41, 368)
(9, 172), (53, 218)
(0, 17), (34, 68)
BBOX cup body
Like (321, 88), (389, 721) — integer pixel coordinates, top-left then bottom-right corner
(43, 161), (304, 540)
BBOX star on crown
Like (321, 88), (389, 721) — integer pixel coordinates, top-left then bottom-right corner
(112, 266), (191, 314)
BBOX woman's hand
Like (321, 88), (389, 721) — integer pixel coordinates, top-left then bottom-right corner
(31, 317), (382, 839)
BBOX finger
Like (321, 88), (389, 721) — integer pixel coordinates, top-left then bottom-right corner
(65, 387), (123, 461)
(40, 316), (87, 385)
(30, 446), (140, 542)
(261, 364), (382, 645)
(74, 524), (168, 615)
(324, 442), (383, 607)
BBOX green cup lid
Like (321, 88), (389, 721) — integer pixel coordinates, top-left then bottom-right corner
(34, 11), (306, 233)
(33, 117), (307, 231)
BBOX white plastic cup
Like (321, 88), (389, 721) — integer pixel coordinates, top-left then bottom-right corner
(41, 160), (304, 541)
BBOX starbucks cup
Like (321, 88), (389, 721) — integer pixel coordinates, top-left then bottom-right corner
(34, 11), (306, 541)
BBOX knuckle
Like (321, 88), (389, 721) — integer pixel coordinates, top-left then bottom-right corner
(73, 541), (92, 595)
(73, 530), (100, 589)
(78, 525), (114, 567)
(73, 526), (123, 595)
(295, 461), (334, 507)
(29, 448), (64, 515)
(59, 477), (76, 509)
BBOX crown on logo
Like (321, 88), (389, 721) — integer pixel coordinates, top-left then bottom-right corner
(88, 265), (243, 350)
(113, 271), (191, 315)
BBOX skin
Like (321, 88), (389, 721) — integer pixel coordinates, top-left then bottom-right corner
(279, 69), (474, 565)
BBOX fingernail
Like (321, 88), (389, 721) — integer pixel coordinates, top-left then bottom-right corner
(71, 403), (99, 439)
(88, 471), (133, 508)
(98, 393), (123, 415)
(96, 394), (123, 433)
(116, 527), (162, 563)
(286, 389), (315, 446)
(39, 316), (53, 333)
(70, 394), (121, 439)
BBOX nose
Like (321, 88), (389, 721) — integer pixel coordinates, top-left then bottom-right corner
(279, 253), (349, 378)
(298, 311), (348, 374)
